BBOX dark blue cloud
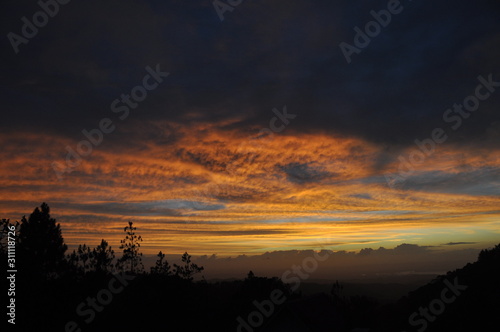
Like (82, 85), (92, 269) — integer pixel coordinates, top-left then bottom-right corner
(279, 162), (333, 184)
(397, 167), (500, 196)
(2, 0), (500, 148)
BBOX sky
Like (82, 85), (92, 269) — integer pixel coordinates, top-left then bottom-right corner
(1, 0), (500, 274)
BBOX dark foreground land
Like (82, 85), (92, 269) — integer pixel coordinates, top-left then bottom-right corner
(6, 243), (500, 332)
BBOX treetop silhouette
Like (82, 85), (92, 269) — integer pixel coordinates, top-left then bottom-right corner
(174, 252), (204, 281)
(118, 221), (144, 274)
(18, 202), (67, 279)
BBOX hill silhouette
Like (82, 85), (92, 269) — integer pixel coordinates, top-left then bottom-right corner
(382, 243), (500, 332)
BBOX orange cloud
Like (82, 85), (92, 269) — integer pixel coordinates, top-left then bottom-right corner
(1, 121), (499, 255)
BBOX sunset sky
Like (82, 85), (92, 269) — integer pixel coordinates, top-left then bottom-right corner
(2, 0), (500, 262)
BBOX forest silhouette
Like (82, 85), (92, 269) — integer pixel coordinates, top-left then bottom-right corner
(1, 203), (499, 331)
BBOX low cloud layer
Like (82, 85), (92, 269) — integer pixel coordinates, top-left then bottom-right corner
(183, 244), (482, 280)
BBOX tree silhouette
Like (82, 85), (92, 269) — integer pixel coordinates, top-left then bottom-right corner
(68, 240), (115, 275)
(18, 203), (67, 279)
(67, 244), (93, 275)
(150, 251), (171, 276)
(478, 243), (500, 262)
(91, 239), (115, 274)
(174, 252), (204, 281)
(118, 221), (143, 273)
